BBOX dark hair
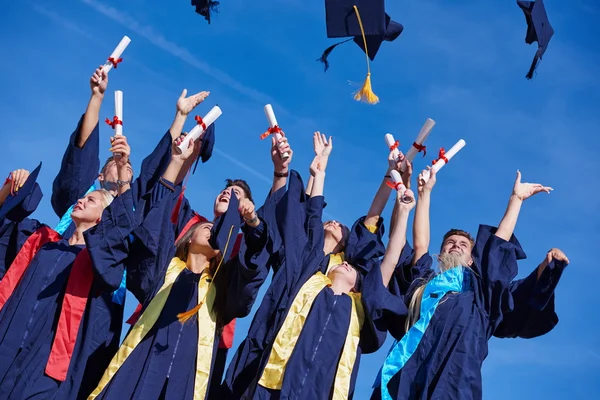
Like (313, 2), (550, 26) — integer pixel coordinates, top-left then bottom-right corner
(225, 179), (253, 204)
(440, 229), (475, 252)
(174, 222), (231, 333)
(101, 156), (132, 175)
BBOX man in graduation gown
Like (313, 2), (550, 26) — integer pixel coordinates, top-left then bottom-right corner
(372, 168), (567, 400)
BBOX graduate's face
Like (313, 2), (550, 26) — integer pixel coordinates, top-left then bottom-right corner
(213, 186), (246, 216)
(98, 161), (133, 195)
(441, 235), (473, 266)
(189, 222), (219, 258)
(328, 261), (358, 292)
(71, 192), (107, 224)
(323, 221), (349, 249)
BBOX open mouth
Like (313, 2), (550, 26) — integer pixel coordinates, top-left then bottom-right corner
(73, 205), (82, 212)
(218, 195), (230, 203)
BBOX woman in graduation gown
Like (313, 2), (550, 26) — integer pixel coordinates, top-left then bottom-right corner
(87, 136), (272, 400)
(372, 168), (567, 400)
(0, 147), (135, 399)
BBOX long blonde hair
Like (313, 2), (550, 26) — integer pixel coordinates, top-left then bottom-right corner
(405, 252), (468, 332)
(93, 189), (115, 209)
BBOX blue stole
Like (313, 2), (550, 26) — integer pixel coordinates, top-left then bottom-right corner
(374, 266), (472, 400)
(55, 184), (127, 305)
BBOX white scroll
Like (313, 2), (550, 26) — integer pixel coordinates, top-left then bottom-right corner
(389, 170), (406, 190)
(114, 90), (123, 136)
(401, 118), (435, 172)
(385, 133), (400, 161)
(421, 139), (466, 183)
(175, 106), (222, 154)
(264, 104), (290, 160)
(99, 36), (131, 81)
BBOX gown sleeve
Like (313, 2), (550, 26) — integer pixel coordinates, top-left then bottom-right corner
(493, 259), (567, 339)
(126, 180), (180, 304)
(256, 186), (286, 273)
(360, 260), (409, 353)
(51, 115), (100, 218)
(471, 224), (527, 333)
(84, 189), (136, 292)
(223, 219), (271, 323)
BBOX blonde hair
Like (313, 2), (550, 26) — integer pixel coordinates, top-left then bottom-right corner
(92, 189), (115, 209)
(405, 253), (468, 332)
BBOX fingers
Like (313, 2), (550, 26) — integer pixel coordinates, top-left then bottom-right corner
(327, 135), (333, 148)
(179, 88), (188, 100)
(516, 170), (522, 184)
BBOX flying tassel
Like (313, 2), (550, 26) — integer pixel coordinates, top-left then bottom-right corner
(526, 51), (540, 80)
(317, 38), (353, 72)
(352, 5), (379, 104)
(177, 302), (202, 323)
(194, 1), (220, 24)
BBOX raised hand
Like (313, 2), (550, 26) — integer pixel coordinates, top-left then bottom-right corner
(176, 89), (210, 116)
(172, 134), (199, 162)
(271, 134), (293, 172)
(109, 136), (131, 167)
(397, 188), (416, 211)
(7, 169), (30, 195)
(239, 197), (259, 227)
(313, 131), (333, 157)
(90, 66), (108, 96)
(512, 170), (552, 201)
(418, 166), (436, 194)
(309, 156), (326, 177)
(537, 248), (569, 279)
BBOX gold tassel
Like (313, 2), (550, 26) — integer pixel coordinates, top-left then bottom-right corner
(352, 5), (379, 104)
(177, 225), (235, 324)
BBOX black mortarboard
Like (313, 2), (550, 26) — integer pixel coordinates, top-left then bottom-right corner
(0, 162), (42, 221)
(191, 121), (215, 174)
(517, 0), (554, 79)
(209, 191), (242, 262)
(191, 0), (219, 24)
(321, 0), (401, 104)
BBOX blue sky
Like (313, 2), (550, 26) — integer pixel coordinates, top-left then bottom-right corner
(1, 0), (599, 398)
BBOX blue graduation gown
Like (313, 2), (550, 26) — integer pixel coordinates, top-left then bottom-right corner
(94, 182), (270, 400)
(0, 181), (43, 280)
(372, 225), (528, 400)
(0, 190), (135, 400)
(223, 170), (396, 399)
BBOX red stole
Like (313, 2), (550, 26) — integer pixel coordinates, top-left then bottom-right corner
(0, 226), (96, 382)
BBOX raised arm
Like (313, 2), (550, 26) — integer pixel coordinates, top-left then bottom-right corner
(51, 68), (105, 217)
(306, 132), (331, 196)
(380, 189), (415, 287)
(495, 170), (552, 241)
(270, 133), (293, 195)
(412, 166), (436, 266)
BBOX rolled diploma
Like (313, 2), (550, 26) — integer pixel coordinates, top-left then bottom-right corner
(175, 106), (222, 154)
(100, 36), (131, 78)
(421, 139), (466, 183)
(264, 104), (289, 160)
(384, 133), (400, 161)
(114, 91), (123, 136)
(390, 170), (406, 189)
(402, 118), (435, 171)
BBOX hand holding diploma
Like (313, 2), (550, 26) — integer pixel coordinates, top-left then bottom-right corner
(90, 66), (108, 97)
(175, 105), (222, 154)
(262, 104), (289, 160)
(388, 170), (413, 203)
(385, 133), (401, 161)
(420, 139), (466, 183)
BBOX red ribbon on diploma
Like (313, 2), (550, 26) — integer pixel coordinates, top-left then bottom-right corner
(412, 141), (427, 157)
(195, 115), (207, 131)
(107, 57), (123, 68)
(260, 125), (283, 140)
(386, 180), (405, 191)
(389, 140), (400, 151)
(432, 148), (448, 165)
(104, 116), (123, 129)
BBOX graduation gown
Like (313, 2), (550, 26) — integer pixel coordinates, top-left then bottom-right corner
(223, 170), (402, 400)
(371, 225), (545, 400)
(90, 181), (271, 400)
(0, 188), (135, 400)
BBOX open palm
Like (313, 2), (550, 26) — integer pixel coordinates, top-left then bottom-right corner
(513, 170), (552, 200)
(177, 89), (210, 115)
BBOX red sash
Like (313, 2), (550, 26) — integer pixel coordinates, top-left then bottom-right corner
(0, 226), (97, 382)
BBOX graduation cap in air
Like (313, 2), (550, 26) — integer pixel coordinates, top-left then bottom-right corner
(191, 0), (219, 24)
(319, 0), (403, 104)
(0, 162), (42, 221)
(517, 0), (554, 79)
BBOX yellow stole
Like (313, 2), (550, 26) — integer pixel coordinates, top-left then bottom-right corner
(88, 257), (217, 400)
(258, 271), (365, 400)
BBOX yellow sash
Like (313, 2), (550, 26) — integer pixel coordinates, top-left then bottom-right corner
(258, 272), (364, 399)
(88, 257), (217, 400)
